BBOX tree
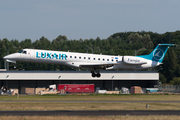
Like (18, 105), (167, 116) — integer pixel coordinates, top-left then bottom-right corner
(159, 73), (167, 84)
(127, 33), (142, 43)
(162, 49), (179, 82)
(170, 77), (180, 85)
(141, 34), (154, 49)
(54, 35), (68, 42)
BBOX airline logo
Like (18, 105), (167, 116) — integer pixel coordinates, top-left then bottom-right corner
(36, 52), (67, 60)
(128, 58), (140, 63)
(153, 49), (164, 60)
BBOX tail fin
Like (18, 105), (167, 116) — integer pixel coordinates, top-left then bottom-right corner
(137, 44), (174, 63)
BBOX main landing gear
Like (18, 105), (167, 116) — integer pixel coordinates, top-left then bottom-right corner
(91, 71), (101, 78)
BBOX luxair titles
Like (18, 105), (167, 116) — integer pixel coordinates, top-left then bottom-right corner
(36, 52), (67, 60)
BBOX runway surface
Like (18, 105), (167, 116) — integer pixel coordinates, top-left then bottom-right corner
(1, 100), (180, 116)
(1, 100), (180, 103)
(1, 110), (180, 116)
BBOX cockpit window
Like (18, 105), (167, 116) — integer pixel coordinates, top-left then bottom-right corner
(18, 50), (23, 53)
(23, 51), (27, 54)
(18, 50), (27, 54)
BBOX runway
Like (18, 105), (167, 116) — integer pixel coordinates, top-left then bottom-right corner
(1, 110), (180, 116)
(1, 100), (180, 116)
(1, 100), (180, 103)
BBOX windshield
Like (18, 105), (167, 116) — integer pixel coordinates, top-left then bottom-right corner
(18, 50), (27, 54)
(18, 50), (23, 53)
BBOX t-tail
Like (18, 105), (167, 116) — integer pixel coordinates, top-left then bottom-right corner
(137, 44), (175, 63)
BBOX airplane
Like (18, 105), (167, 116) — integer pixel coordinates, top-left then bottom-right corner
(3, 44), (174, 77)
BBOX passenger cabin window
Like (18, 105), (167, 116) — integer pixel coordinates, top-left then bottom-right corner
(74, 56), (76, 59)
(93, 58), (95, 60)
(98, 58), (100, 60)
(79, 57), (81, 59)
(116, 60), (118, 62)
(112, 59), (114, 61)
(107, 59), (109, 61)
(84, 57), (86, 59)
(88, 57), (90, 60)
(103, 59), (105, 61)
(70, 56), (72, 58)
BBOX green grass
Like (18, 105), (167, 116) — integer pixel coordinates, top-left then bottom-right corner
(1, 102), (180, 111)
(0, 94), (180, 101)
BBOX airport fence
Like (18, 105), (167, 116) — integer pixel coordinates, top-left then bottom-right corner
(161, 85), (180, 93)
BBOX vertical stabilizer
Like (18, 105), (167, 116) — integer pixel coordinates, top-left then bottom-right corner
(137, 44), (174, 63)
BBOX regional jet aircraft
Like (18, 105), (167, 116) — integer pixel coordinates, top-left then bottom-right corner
(3, 44), (174, 77)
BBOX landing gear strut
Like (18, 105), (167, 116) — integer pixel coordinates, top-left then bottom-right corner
(14, 63), (16, 69)
(91, 71), (101, 78)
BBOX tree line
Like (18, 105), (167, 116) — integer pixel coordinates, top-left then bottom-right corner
(1, 30), (180, 84)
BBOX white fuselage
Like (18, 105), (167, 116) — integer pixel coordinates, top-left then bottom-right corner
(4, 49), (161, 71)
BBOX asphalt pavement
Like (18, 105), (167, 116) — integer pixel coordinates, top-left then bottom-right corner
(1, 100), (180, 103)
(1, 110), (180, 116)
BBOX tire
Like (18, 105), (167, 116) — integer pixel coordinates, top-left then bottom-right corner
(1, 86), (8, 93)
(97, 73), (101, 78)
(92, 73), (96, 77)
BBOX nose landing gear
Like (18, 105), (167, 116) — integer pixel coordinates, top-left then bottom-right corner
(14, 63), (16, 69)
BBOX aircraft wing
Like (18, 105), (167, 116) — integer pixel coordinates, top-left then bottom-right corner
(79, 63), (120, 70)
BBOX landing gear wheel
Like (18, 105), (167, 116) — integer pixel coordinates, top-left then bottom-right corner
(91, 71), (101, 78)
(97, 73), (101, 78)
(92, 72), (96, 77)
(1, 86), (8, 93)
(14, 64), (16, 69)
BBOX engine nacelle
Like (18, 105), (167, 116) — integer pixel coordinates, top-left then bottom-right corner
(123, 56), (147, 65)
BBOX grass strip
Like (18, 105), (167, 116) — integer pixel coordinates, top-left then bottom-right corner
(0, 102), (180, 111)
(0, 94), (180, 101)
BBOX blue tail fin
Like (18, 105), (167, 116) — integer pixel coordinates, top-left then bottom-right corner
(137, 44), (174, 63)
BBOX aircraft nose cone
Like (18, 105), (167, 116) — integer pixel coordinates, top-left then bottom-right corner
(3, 55), (8, 59)
(3, 54), (15, 60)
(3, 53), (20, 61)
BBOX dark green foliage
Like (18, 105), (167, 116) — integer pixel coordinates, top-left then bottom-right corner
(1, 31), (180, 83)
(170, 77), (180, 85)
(159, 73), (167, 84)
(161, 49), (180, 82)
